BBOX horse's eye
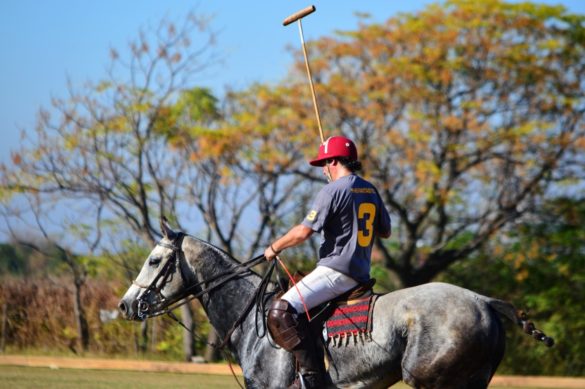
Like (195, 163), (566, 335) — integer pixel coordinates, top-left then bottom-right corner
(149, 257), (162, 266)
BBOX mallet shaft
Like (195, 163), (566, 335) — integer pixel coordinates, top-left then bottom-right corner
(298, 20), (324, 143)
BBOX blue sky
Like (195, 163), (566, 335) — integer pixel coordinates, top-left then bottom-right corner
(1, 0), (584, 163)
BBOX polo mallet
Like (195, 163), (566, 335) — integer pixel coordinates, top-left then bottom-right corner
(283, 5), (325, 144)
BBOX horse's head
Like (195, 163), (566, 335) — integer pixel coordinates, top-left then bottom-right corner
(118, 218), (189, 321)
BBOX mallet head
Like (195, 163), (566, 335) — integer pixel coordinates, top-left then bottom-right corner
(283, 5), (316, 26)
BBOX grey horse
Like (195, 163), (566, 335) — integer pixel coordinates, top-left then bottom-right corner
(119, 220), (553, 389)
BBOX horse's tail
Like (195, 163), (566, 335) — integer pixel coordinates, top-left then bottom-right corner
(483, 297), (554, 348)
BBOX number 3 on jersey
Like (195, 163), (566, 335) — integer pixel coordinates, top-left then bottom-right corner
(357, 202), (376, 247)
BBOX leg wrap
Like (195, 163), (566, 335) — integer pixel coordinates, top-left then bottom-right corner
(267, 299), (304, 352)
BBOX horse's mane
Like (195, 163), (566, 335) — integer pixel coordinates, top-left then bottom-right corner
(184, 234), (264, 278)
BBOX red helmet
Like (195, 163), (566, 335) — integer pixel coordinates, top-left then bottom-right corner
(309, 136), (358, 167)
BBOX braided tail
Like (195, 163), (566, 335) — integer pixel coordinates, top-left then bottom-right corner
(485, 298), (554, 348)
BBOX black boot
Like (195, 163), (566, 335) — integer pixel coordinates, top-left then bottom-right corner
(287, 337), (328, 389)
(266, 300), (328, 388)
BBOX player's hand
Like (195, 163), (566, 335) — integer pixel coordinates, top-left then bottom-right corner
(264, 244), (280, 261)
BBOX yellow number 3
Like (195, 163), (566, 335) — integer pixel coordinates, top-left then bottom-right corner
(357, 202), (376, 247)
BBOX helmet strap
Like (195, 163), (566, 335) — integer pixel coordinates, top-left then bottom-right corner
(325, 163), (333, 182)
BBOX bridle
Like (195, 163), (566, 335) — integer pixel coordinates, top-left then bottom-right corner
(134, 233), (276, 346)
(134, 234), (187, 320)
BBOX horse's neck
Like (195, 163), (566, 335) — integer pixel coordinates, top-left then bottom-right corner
(184, 237), (260, 341)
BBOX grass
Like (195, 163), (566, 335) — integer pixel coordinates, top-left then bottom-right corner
(0, 366), (240, 389)
(0, 365), (573, 389)
(0, 348), (189, 362)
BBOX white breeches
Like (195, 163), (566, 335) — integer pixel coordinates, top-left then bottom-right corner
(281, 265), (358, 314)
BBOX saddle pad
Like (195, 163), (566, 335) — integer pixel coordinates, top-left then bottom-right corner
(325, 295), (377, 344)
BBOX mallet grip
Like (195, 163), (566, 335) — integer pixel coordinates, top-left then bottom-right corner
(283, 5), (316, 26)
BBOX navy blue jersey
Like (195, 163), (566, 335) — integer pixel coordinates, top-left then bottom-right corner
(302, 174), (391, 283)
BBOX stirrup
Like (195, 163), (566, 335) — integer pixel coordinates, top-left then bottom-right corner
(287, 372), (308, 389)
(288, 371), (326, 389)
(299, 372), (307, 389)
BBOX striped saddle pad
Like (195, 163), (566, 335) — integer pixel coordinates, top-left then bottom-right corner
(324, 294), (378, 345)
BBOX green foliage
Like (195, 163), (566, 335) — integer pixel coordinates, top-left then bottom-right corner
(152, 87), (220, 143)
(441, 198), (585, 376)
(370, 263), (399, 292)
(176, 87), (220, 122)
(154, 324), (184, 359)
(0, 244), (30, 275)
(0, 242), (68, 277)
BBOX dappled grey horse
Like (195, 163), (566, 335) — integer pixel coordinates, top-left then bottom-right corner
(119, 219), (553, 389)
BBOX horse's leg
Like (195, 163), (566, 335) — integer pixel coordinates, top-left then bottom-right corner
(400, 304), (505, 389)
(462, 307), (506, 389)
(401, 337), (496, 389)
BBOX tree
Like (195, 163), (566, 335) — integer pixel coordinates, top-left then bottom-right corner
(159, 84), (319, 360)
(225, 0), (585, 287)
(0, 10), (319, 361)
(1, 13), (223, 244)
(0, 195), (94, 352)
(441, 197), (585, 375)
(0, 12), (221, 359)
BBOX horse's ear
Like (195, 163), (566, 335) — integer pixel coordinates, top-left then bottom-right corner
(160, 217), (179, 241)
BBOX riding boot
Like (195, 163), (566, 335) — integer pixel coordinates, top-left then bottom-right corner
(287, 338), (328, 389)
(266, 299), (328, 388)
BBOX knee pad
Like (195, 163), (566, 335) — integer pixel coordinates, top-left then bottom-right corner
(267, 299), (304, 351)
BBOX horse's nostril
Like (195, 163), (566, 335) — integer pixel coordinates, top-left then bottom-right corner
(118, 301), (127, 314)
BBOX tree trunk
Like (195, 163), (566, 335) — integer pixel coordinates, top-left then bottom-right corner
(0, 303), (6, 353)
(150, 317), (157, 351)
(72, 281), (89, 352)
(204, 331), (220, 362)
(394, 249), (467, 287)
(139, 321), (148, 353)
(181, 303), (195, 362)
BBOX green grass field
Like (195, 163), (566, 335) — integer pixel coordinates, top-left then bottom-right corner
(0, 365), (573, 389)
(0, 366), (240, 389)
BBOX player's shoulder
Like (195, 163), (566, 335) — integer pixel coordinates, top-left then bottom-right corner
(324, 175), (378, 196)
(326, 174), (356, 193)
(348, 175), (378, 194)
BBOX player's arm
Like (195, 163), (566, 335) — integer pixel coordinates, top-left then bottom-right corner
(264, 224), (314, 260)
(377, 200), (392, 239)
(378, 228), (391, 239)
